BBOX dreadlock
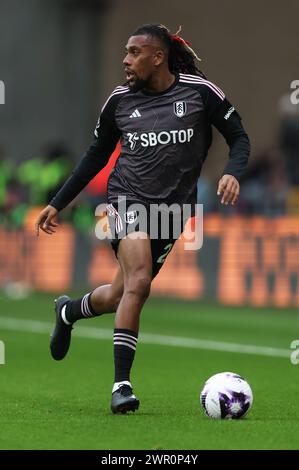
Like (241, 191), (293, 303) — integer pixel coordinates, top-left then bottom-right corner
(132, 23), (206, 78)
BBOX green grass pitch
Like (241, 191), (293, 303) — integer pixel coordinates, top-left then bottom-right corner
(0, 292), (298, 450)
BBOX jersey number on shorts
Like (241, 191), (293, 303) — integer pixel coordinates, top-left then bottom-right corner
(157, 243), (173, 264)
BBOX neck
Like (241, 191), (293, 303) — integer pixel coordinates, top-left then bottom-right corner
(144, 70), (175, 93)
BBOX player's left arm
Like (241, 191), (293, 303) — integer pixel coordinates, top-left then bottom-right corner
(213, 103), (250, 205)
(203, 85), (251, 205)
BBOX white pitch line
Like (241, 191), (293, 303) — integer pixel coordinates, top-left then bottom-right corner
(0, 317), (290, 358)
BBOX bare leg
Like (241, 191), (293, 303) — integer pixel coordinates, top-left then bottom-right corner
(115, 234), (152, 332)
(89, 267), (124, 315)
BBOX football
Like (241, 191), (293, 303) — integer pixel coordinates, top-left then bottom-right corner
(200, 372), (253, 419)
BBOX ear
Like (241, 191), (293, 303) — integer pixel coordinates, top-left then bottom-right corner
(154, 49), (166, 66)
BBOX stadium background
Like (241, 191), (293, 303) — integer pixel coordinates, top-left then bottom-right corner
(0, 0), (299, 451)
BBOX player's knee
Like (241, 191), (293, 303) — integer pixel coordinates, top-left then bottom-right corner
(125, 272), (151, 301)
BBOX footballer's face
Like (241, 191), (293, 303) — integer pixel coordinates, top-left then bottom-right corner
(123, 35), (166, 91)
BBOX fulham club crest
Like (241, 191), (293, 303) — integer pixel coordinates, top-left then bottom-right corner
(174, 101), (187, 117)
(124, 210), (138, 224)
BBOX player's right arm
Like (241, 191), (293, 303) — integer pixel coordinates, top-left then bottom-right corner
(35, 205), (59, 236)
(35, 90), (123, 236)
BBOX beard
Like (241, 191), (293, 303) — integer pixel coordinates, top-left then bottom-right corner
(125, 76), (149, 92)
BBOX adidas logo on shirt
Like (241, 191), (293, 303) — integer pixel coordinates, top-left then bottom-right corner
(129, 109), (141, 118)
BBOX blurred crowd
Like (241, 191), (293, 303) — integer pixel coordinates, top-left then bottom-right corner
(200, 93), (299, 216)
(1, 95), (298, 231)
(0, 143), (99, 231)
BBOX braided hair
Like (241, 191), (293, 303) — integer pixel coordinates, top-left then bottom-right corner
(132, 23), (206, 78)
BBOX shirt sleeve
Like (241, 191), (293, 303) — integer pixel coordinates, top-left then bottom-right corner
(49, 94), (121, 211)
(200, 83), (251, 181)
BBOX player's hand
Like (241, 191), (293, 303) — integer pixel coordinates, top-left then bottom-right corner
(217, 174), (240, 205)
(35, 205), (59, 236)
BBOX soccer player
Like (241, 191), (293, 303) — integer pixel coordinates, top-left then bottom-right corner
(35, 24), (250, 414)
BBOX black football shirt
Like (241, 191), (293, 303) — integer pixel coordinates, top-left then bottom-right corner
(50, 73), (250, 211)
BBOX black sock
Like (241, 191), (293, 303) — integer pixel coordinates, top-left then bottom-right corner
(64, 292), (99, 323)
(114, 328), (138, 383)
